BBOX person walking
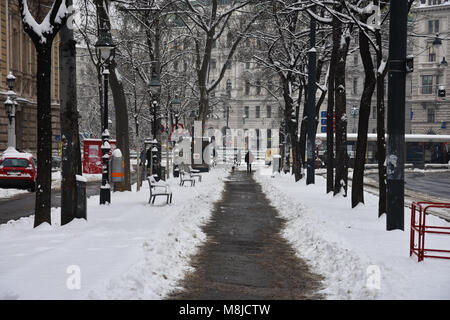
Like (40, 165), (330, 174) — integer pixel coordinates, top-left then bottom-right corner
(245, 150), (253, 173)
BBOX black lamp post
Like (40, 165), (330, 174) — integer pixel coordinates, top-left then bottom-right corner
(226, 79), (231, 128)
(4, 72), (17, 148)
(95, 25), (115, 205)
(171, 95), (181, 132)
(149, 73), (161, 138)
(171, 96), (181, 175)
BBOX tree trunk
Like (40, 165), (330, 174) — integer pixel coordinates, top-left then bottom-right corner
(351, 29), (376, 207)
(333, 20), (350, 196)
(376, 31), (387, 217)
(60, 15), (82, 225)
(326, 16), (338, 194)
(109, 62), (131, 192)
(34, 45), (53, 227)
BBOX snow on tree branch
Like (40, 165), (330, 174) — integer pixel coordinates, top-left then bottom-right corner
(18, 0), (69, 45)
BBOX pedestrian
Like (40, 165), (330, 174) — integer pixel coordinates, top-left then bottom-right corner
(245, 150), (253, 173)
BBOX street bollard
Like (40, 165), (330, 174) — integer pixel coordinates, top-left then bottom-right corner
(110, 149), (124, 183)
(76, 175), (87, 219)
(273, 155), (281, 174)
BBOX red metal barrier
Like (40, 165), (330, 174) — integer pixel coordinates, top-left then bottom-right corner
(410, 201), (450, 262)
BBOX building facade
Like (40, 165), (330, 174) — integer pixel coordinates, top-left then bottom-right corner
(0, 0), (61, 155)
(410, 0), (449, 135)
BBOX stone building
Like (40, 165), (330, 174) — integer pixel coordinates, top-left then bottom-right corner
(410, 0), (449, 135)
(0, 0), (61, 155)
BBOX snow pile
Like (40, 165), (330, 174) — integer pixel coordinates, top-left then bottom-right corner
(255, 167), (450, 300)
(0, 167), (228, 299)
(0, 188), (29, 199)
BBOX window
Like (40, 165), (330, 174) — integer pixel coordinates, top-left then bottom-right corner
(267, 81), (273, 92)
(353, 54), (358, 66)
(245, 81), (250, 95)
(256, 80), (261, 95)
(428, 42), (436, 62)
(267, 105), (271, 118)
(227, 32), (232, 48)
(211, 59), (216, 69)
(255, 106), (260, 118)
(353, 78), (358, 95)
(373, 106), (376, 119)
(428, 19), (439, 34)
(427, 107), (435, 123)
(212, 39), (216, 48)
(227, 60), (232, 70)
(267, 129), (272, 148)
(174, 61), (178, 71)
(421, 75), (433, 94)
(245, 61), (250, 69)
(244, 106), (249, 118)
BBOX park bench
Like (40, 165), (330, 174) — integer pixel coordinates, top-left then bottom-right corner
(147, 175), (172, 204)
(188, 166), (202, 182)
(179, 170), (196, 186)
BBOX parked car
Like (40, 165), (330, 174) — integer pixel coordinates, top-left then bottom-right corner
(0, 151), (37, 191)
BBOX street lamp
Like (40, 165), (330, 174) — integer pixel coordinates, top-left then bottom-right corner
(171, 95), (181, 130)
(170, 96), (182, 176)
(6, 72), (16, 90)
(95, 25), (115, 205)
(4, 72), (17, 148)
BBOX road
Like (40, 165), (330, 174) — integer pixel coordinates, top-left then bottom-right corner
(367, 171), (450, 200)
(0, 173), (137, 225)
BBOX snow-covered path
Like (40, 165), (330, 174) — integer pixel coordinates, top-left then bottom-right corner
(0, 168), (228, 300)
(255, 167), (450, 299)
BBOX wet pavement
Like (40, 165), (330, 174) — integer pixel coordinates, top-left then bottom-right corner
(367, 171), (450, 200)
(169, 170), (323, 300)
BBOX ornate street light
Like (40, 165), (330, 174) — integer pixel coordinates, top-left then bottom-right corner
(149, 73), (161, 97)
(171, 95), (182, 129)
(4, 72), (17, 148)
(6, 72), (16, 90)
(95, 26), (115, 64)
(95, 25), (115, 205)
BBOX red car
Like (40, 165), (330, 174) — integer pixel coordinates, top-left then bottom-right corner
(0, 150), (37, 192)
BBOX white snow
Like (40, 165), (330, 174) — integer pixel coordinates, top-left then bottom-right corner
(255, 167), (450, 299)
(75, 175), (87, 183)
(0, 167), (228, 299)
(112, 149), (122, 158)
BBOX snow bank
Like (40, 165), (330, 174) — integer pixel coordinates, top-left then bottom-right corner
(255, 168), (450, 300)
(0, 167), (228, 299)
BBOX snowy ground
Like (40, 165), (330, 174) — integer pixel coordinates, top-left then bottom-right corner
(255, 167), (450, 300)
(0, 167), (228, 300)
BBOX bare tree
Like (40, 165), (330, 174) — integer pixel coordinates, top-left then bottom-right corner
(18, 0), (70, 227)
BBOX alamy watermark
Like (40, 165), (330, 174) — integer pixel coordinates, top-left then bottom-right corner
(366, 265), (381, 290)
(66, 265), (81, 290)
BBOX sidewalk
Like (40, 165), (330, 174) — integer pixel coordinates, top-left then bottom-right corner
(170, 170), (323, 300)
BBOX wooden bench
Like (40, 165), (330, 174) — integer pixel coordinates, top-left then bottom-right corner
(147, 175), (172, 204)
